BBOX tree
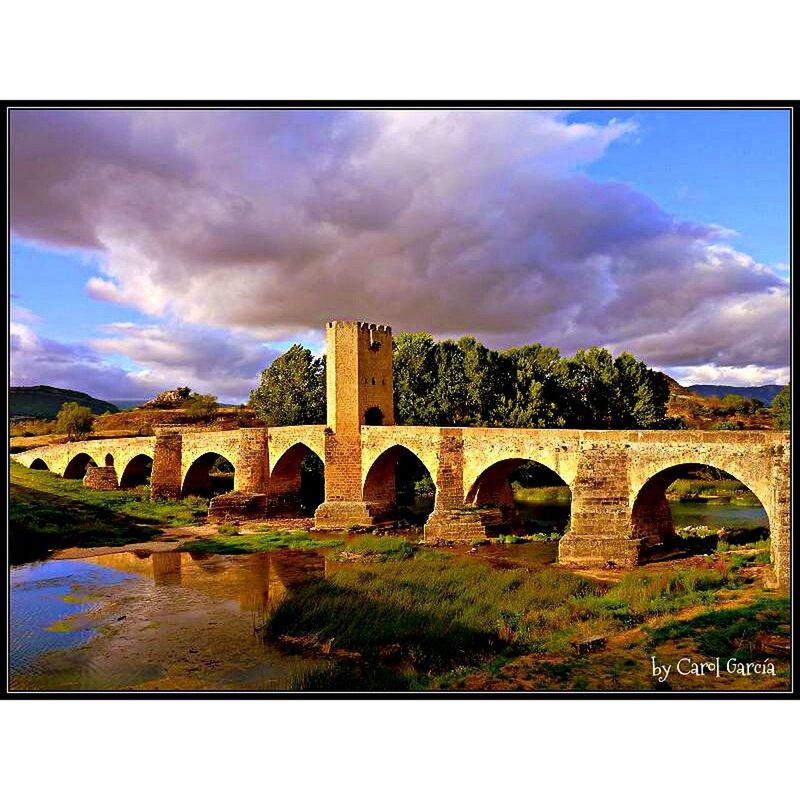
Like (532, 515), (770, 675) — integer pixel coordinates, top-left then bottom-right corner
(250, 344), (325, 426)
(392, 332), (439, 424)
(612, 352), (670, 429)
(185, 393), (218, 420)
(501, 343), (565, 428)
(54, 402), (94, 441)
(772, 383), (790, 430)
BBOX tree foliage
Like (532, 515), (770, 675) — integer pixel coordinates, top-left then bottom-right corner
(250, 344), (326, 426)
(184, 393), (219, 419)
(392, 335), (672, 429)
(54, 401), (95, 441)
(771, 383), (790, 430)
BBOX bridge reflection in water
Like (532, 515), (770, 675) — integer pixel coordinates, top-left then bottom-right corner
(82, 550), (326, 613)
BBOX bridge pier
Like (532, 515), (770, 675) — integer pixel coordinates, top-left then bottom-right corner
(234, 428), (269, 494)
(770, 442), (790, 588)
(83, 465), (119, 491)
(424, 429), (508, 541)
(151, 430), (183, 501)
(314, 430), (376, 529)
(559, 439), (644, 568)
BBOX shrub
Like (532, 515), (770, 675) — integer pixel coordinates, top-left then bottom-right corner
(185, 393), (218, 420)
(217, 521), (240, 536)
(54, 402), (94, 441)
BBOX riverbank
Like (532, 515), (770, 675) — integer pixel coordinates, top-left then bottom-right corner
(9, 461), (213, 564)
(260, 537), (789, 690)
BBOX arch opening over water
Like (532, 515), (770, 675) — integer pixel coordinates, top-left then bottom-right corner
(466, 459), (572, 537)
(268, 443), (325, 516)
(29, 458), (49, 471)
(363, 444), (436, 524)
(182, 453), (235, 498)
(632, 463), (770, 556)
(63, 453), (97, 480)
(120, 454), (154, 489)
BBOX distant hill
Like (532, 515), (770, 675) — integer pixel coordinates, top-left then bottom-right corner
(10, 386), (119, 419)
(687, 384), (785, 405)
(110, 399), (149, 410)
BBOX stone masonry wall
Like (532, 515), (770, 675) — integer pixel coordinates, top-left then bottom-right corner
(83, 465), (119, 491)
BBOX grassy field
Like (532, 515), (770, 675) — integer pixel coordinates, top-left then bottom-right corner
(271, 551), (788, 691)
(264, 547), (742, 676)
(9, 461), (207, 563)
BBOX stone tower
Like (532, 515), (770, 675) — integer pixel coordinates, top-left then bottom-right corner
(325, 321), (394, 431)
(314, 321), (394, 529)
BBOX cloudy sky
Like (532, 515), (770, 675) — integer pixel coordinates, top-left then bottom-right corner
(10, 108), (790, 403)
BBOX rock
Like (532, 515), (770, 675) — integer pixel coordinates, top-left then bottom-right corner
(755, 633), (790, 657)
(571, 635), (607, 655)
(142, 387), (192, 409)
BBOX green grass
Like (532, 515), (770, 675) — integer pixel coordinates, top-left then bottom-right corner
(667, 478), (761, 505)
(180, 527), (340, 555)
(646, 595), (790, 659)
(331, 534), (415, 561)
(262, 555), (740, 676)
(10, 461), (207, 563)
(286, 662), (421, 691)
(216, 521), (240, 536)
(513, 485), (571, 503)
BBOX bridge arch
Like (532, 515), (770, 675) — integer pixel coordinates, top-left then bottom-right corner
(268, 442), (325, 516)
(29, 457), (50, 471)
(120, 453), (154, 489)
(465, 458), (572, 536)
(63, 452), (98, 479)
(269, 436), (324, 469)
(104, 453), (114, 467)
(182, 452), (235, 498)
(631, 460), (771, 553)
(362, 443), (436, 523)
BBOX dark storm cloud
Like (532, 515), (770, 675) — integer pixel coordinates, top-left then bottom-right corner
(10, 109), (789, 375)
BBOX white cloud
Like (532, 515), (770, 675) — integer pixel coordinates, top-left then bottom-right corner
(667, 364), (790, 387)
(10, 109), (790, 380)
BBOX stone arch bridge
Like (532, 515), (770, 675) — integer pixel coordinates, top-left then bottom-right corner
(14, 424), (790, 586)
(12, 321), (791, 587)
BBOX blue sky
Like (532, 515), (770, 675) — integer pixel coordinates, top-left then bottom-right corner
(10, 109), (791, 401)
(571, 109), (790, 268)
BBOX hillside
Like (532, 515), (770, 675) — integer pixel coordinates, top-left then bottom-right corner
(10, 386), (119, 419)
(686, 384), (784, 405)
(665, 376), (776, 430)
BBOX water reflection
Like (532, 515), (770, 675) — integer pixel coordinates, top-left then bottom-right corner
(10, 549), (327, 690)
(82, 549), (325, 613)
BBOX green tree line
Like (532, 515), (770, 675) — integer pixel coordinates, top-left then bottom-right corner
(250, 333), (678, 429)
